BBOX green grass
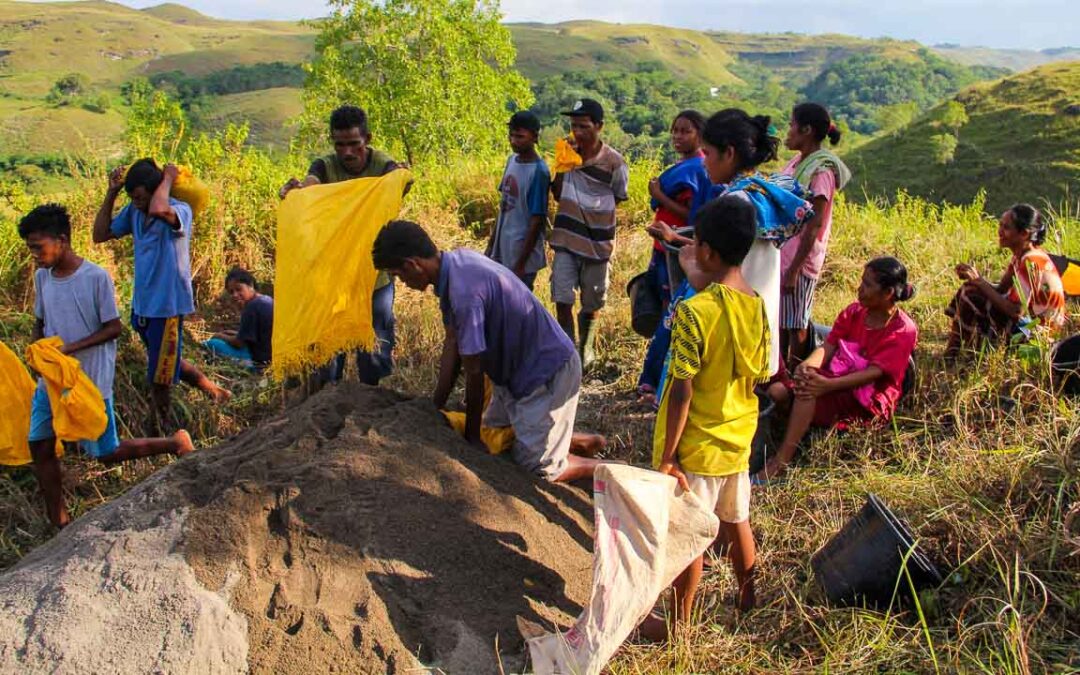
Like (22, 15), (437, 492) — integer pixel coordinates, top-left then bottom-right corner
(204, 87), (303, 151)
(1, 126), (1078, 670)
(845, 62), (1080, 214)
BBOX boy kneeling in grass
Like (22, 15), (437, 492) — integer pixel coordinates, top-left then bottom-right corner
(19, 205), (194, 529)
(643, 193), (770, 639)
(203, 266), (274, 372)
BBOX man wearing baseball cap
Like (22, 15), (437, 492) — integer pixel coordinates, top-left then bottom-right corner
(486, 110), (550, 291)
(549, 98), (629, 370)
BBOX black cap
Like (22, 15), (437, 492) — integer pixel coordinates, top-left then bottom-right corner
(560, 98), (604, 124)
(508, 110), (541, 134)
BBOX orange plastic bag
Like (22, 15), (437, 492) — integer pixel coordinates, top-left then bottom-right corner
(441, 410), (516, 455)
(24, 337), (107, 443)
(552, 137), (583, 175)
(0, 341), (38, 466)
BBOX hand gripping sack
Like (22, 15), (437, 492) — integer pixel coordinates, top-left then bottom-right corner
(528, 464), (720, 675)
(24, 337), (108, 442)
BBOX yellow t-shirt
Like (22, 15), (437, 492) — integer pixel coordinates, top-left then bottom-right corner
(652, 283), (770, 476)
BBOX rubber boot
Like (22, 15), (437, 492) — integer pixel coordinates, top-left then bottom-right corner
(578, 312), (598, 372)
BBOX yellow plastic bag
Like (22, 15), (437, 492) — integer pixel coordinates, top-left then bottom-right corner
(552, 137), (583, 175)
(171, 165), (210, 220)
(122, 163), (210, 220)
(0, 341), (38, 466)
(272, 170), (412, 378)
(24, 337), (107, 443)
(441, 410), (516, 455)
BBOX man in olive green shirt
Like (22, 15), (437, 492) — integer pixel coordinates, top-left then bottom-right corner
(280, 105), (411, 385)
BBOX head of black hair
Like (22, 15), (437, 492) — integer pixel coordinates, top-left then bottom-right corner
(672, 109), (706, 134)
(372, 220), (438, 270)
(225, 266), (256, 288)
(18, 203), (71, 241)
(792, 102), (841, 146)
(329, 105), (369, 135)
(124, 158), (163, 195)
(1008, 203), (1047, 245)
(703, 108), (779, 171)
(867, 256), (915, 302)
(693, 193), (758, 266)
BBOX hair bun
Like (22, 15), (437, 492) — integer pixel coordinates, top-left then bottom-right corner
(901, 283), (916, 301)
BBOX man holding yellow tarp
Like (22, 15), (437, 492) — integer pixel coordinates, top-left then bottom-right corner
(280, 105), (412, 386)
(273, 169), (413, 379)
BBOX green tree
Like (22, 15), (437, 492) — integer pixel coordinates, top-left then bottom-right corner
(300, 0), (533, 165)
(930, 133), (958, 165)
(938, 100), (969, 134)
(123, 78), (187, 159)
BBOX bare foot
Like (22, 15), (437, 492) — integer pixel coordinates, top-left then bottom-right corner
(569, 433), (606, 458)
(173, 430), (196, 458)
(634, 613), (672, 643)
(209, 384), (232, 404)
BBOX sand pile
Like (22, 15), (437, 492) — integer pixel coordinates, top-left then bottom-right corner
(0, 384), (595, 674)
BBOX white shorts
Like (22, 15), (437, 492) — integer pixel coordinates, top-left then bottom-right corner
(483, 353), (581, 481)
(685, 470), (751, 524)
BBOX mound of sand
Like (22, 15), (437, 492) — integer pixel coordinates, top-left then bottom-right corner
(0, 385), (595, 674)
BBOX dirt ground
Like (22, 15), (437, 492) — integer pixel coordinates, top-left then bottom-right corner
(1, 384), (597, 674)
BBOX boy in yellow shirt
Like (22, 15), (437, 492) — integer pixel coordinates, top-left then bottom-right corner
(649, 192), (770, 637)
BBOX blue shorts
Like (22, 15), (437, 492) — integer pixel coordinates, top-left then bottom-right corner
(132, 313), (183, 386)
(28, 387), (120, 458)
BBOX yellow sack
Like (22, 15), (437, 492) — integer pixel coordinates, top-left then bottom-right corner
(24, 337), (107, 442)
(552, 137), (583, 175)
(272, 170), (412, 378)
(0, 341), (38, 466)
(171, 165), (210, 220)
(121, 163), (210, 220)
(441, 410), (516, 455)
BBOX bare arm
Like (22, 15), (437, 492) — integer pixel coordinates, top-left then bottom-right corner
(783, 195), (828, 288)
(462, 356), (485, 448)
(657, 377), (692, 490)
(60, 319), (122, 356)
(93, 167), (125, 243)
(648, 179), (691, 221)
(147, 164), (180, 228)
(511, 214), (546, 277)
(551, 173), (564, 202)
(432, 327), (461, 409)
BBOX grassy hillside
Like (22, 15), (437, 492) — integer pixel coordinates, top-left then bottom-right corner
(933, 44), (1080, 71)
(509, 21), (739, 86)
(844, 62), (1080, 213)
(0, 0), (312, 158)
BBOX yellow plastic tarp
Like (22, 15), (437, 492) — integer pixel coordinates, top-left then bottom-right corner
(24, 337), (107, 442)
(0, 341), (39, 466)
(441, 411), (516, 455)
(272, 170), (412, 378)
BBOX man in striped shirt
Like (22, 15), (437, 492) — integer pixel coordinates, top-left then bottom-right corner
(549, 99), (630, 370)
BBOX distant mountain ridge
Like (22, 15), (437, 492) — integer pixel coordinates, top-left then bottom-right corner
(844, 62), (1080, 213)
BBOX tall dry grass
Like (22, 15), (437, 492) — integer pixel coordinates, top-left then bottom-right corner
(1, 123), (1078, 672)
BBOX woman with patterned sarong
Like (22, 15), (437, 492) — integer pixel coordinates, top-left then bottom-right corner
(945, 204), (1066, 359)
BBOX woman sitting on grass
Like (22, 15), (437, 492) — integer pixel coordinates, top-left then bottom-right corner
(944, 204), (1066, 359)
(203, 267), (274, 372)
(757, 257), (917, 482)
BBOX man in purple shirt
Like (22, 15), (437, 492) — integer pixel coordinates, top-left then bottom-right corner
(372, 220), (605, 482)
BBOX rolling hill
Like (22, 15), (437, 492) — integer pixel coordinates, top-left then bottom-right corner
(1, 0), (1072, 195)
(843, 62), (1080, 213)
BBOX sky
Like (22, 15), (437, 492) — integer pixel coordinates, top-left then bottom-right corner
(98, 0), (1079, 50)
